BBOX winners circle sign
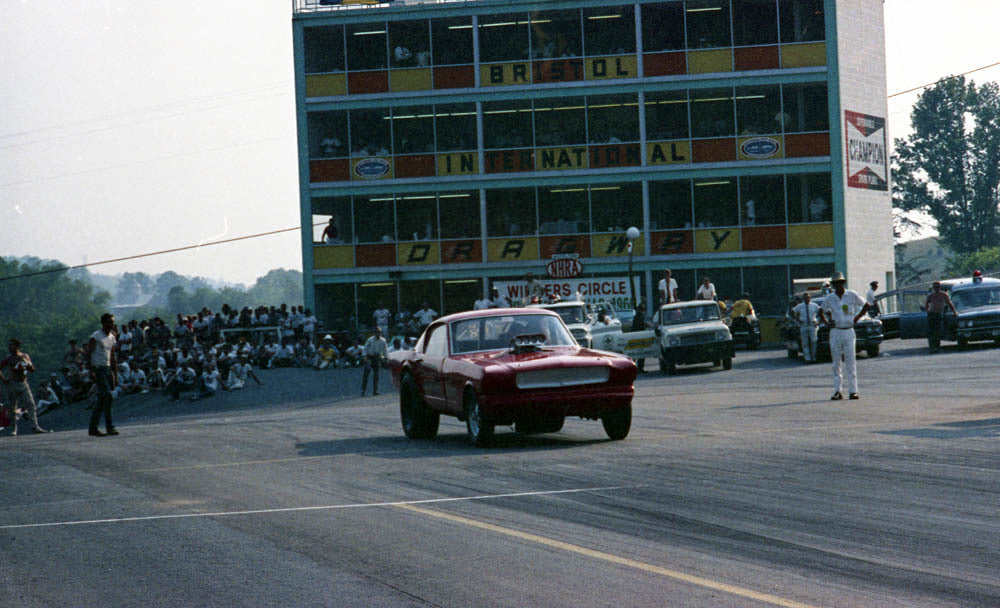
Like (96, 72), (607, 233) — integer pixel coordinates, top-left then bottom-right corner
(546, 254), (582, 279)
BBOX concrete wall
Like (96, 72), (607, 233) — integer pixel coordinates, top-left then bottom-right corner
(832, 0), (896, 292)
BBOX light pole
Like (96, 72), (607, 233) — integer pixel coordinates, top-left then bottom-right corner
(625, 226), (640, 310)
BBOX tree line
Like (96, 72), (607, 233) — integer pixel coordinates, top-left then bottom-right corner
(0, 257), (303, 376)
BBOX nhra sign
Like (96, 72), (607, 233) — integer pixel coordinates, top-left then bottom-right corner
(845, 110), (888, 191)
(546, 255), (582, 279)
(494, 277), (633, 310)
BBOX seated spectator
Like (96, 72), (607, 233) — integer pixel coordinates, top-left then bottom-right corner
(294, 338), (315, 368)
(64, 339), (85, 371)
(313, 335), (340, 370)
(164, 362), (198, 401)
(36, 380), (60, 415)
(270, 338), (295, 368)
(344, 339), (363, 367)
(227, 356), (261, 390)
(48, 372), (65, 403)
(388, 337), (406, 353)
(112, 361), (132, 399)
(191, 361), (223, 401)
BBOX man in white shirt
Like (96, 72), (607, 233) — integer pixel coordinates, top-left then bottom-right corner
(85, 312), (118, 436)
(865, 281), (880, 317)
(695, 277), (717, 301)
(658, 269), (678, 305)
(820, 272), (870, 400)
(792, 292), (821, 363)
(192, 362), (222, 401)
(490, 287), (509, 308)
(414, 303), (438, 332)
(373, 302), (392, 336)
(228, 356), (261, 389)
(361, 328), (389, 397)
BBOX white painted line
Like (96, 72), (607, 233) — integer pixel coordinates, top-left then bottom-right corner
(0, 485), (635, 530)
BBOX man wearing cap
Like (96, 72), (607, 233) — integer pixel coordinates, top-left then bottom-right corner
(820, 272), (869, 400)
(925, 281), (958, 354)
(314, 335), (340, 370)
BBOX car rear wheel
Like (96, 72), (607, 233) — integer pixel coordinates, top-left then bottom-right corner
(465, 391), (494, 447)
(400, 374), (439, 439)
(601, 405), (631, 440)
(722, 357), (733, 370)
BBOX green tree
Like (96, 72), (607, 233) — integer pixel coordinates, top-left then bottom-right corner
(117, 271), (153, 304)
(945, 246), (1000, 277)
(893, 76), (1000, 255)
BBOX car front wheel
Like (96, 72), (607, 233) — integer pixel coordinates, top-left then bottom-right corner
(465, 391), (494, 447)
(722, 357), (733, 370)
(400, 374), (439, 439)
(601, 405), (631, 440)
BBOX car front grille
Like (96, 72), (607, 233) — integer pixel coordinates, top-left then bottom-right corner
(678, 332), (718, 346)
(516, 366), (610, 389)
(570, 328), (589, 344)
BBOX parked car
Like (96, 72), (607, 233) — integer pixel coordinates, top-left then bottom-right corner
(388, 308), (637, 446)
(655, 301), (734, 374)
(779, 292), (884, 359)
(877, 277), (1000, 347)
(528, 300), (622, 349)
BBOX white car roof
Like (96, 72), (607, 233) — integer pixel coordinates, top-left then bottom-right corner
(659, 300), (719, 310)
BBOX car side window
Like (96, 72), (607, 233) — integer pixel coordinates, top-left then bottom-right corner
(424, 325), (448, 356)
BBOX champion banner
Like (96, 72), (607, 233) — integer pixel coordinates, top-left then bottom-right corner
(845, 110), (888, 191)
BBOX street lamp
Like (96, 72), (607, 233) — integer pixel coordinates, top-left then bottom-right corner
(625, 226), (640, 310)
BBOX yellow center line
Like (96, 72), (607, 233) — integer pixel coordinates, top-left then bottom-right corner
(395, 503), (821, 608)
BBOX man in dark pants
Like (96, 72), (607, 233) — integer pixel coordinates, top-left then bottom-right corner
(361, 327), (388, 397)
(925, 281), (958, 354)
(85, 313), (119, 436)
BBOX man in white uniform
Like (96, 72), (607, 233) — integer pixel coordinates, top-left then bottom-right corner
(792, 292), (821, 363)
(820, 272), (869, 400)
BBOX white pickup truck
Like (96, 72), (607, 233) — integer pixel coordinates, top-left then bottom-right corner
(528, 301), (622, 349)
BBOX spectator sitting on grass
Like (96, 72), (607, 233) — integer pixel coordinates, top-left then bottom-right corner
(294, 338), (315, 368)
(36, 379), (60, 415)
(227, 355), (261, 390)
(270, 338), (295, 369)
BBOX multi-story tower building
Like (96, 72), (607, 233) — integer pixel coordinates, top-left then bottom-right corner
(292, 0), (893, 339)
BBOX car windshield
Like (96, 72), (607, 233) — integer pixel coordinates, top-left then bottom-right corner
(951, 286), (1000, 310)
(660, 304), (721, 325)
(545, 305), (587, 325)
(450, 314), (576, 354)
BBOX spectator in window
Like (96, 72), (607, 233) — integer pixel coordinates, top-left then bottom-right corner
(809, 196), (828, 222)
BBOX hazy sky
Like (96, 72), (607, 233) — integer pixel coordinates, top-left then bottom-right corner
(2, 0), (998, 284)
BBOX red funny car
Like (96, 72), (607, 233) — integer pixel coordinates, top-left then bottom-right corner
(388, 308), (637, 446)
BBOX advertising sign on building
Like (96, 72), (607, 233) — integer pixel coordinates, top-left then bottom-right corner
(493, 277), (633, 310)
(844, 110), (888, 191)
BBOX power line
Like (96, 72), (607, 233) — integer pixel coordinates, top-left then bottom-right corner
(0, 223), (326, 283)
(0, 134), (294, 189)
(0, 82), (291, 143)
(888, 60), (1000, 99)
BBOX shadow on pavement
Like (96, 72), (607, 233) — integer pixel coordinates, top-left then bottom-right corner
(296, 430), (607, 458)
(877, 417), (1000, 439)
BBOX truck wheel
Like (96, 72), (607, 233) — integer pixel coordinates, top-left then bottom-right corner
(464, 391), (494, 447)
(866, 345), (880, 358)
(722, 357), (733, 370)
(601, 405), (631, 440)
(400, 374), (439, 439)
(787, 349), (798, 359)
(958, 338), (969, 349)
(713, 359), (722, 368)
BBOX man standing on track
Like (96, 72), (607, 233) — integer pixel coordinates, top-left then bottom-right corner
(0, 338), (49, 436)
(85, 313), (119, 437)
(820, 272), (869, 401)
(792, 292), (821, 364)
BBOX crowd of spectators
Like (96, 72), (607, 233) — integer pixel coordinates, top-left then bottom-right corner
(29, 303), (385, 416)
